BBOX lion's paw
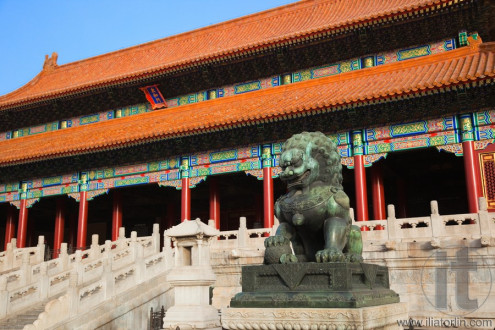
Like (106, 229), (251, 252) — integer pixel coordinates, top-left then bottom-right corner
(280, 253), (298, 264)
(346, 253), (363, 263)
(264, 236), (292, 264)
(315, 248), (345, 263)
(264, 235), (290, 248)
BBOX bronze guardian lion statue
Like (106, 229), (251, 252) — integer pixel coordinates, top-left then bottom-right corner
(264, 132), (363, 264)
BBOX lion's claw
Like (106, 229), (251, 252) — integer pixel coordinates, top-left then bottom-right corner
(315, 248), (345, 263)
(264, 235), (290, 248)
(280, 253), (298, 264)
(347, 253), (363, 263)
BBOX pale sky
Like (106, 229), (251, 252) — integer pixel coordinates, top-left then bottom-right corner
(0, 0), (296, 96)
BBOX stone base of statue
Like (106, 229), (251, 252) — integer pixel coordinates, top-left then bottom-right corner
(221, 263), (408, 329)
(221, 304), (408, 330)
(231, 263), (400, 308)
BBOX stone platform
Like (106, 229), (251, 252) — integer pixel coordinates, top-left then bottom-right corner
(221, 303), (409, 330)
(229, 262), (400, 308)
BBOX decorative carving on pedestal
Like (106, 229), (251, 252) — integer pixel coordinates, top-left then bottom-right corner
(230, 263), (399, 308)
(222, 304), (409, 330)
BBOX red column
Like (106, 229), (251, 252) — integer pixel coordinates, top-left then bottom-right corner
(460, 114), (480, 213)
(181, 177), (191, 221)
(263, 167), (274, 229)
(17, 199), (28, 248)
(352, 130), (369, 228)
(68, 212), (77, 252)
(53, 197), (65, 259)
(77, 191), (88, 249)
(463, 140), (480, 213)
(354, 155), (369, 224)
(53, 197), (65, 258)
(112, 190), (123, 241)
(4, 205), (16, 250)
(209, 177), (220, 229)
(371, 164), (386, 221)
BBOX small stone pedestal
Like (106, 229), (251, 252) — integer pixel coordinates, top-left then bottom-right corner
(162, 219), (221, 330)
(221, 263), (408, 329)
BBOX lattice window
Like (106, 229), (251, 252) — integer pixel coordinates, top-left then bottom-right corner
(481, 153), (495, 209)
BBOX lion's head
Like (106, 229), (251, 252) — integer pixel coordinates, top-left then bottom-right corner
(278, 132), (342, 190)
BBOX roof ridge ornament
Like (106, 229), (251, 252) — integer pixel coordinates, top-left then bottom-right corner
(43, 52), (58, 72)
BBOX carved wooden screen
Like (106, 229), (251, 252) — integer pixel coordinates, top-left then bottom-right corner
(480, 152), (495, 210)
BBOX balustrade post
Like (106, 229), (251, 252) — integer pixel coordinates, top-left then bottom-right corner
(386, 204), (398, 241)
(36, 236), (45, 264)
(74, 250), (83, 285)
(5, 240), (14, 269)
(152, 223), (160, 253)
(21, 252), (30, 286)
(430, 200), (443, 238)
(136, 244), (145, 284)
(59, 243), (69, 271)
(116, 227), (126, 250)
(89, 234), (100, 260)
(103, 241), (114, 300)
(0, 276), (8, 318)
(39, 262), (49, 300)
(477, 197), (493, 237)
(130, 231), (138, 260)
(104, 240), (112, 259)
(68, 270), (79, 317)
(238, 217), (248, 249)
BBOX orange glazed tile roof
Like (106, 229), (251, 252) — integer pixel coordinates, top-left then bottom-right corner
(0, 0), (461, 109)
(0, 42), (494, 167)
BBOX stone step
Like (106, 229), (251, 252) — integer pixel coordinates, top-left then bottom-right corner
(0, 294), (63, 329)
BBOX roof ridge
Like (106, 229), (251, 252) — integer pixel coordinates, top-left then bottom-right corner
(0, 0), (450, 109)
(31, 1), (309, 72)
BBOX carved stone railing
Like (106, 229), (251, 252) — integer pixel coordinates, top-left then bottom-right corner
(354, 197), (495, 247)
(206, 198), (495, 256)
(211, 217), (276, 254)
(0, 224), (164, 322)
(0, 237), (46, 274)
(24, 223), (176, 330)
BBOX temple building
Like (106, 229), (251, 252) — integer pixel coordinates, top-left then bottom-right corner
(0, 0), (494, 258)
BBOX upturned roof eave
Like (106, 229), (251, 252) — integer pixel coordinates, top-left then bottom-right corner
(0, 42), (493, 167)
(0, 0), (462, 111)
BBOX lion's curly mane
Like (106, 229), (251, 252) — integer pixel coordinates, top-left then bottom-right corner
(282, 131), (343, 188)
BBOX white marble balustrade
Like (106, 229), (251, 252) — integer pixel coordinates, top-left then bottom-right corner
(0, 224), (164, 321)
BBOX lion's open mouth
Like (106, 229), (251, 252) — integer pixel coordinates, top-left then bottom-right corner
(286, 170), (310, 189)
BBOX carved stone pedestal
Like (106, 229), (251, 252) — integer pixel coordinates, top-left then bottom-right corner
(223, 263), (407, 329)
(221, 303), (409, 330)
(230, 263), (400, 308)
